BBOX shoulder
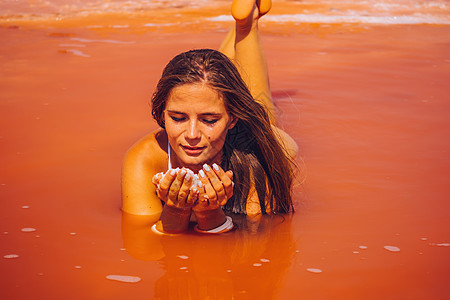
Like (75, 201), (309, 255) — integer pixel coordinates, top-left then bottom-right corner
(124, 128), (168, 171)
(121, 128), (168, 215)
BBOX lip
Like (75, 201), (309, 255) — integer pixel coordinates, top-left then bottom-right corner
(181, 145), (206, 155)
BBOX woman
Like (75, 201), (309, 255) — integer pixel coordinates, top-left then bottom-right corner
(121, 0), (298, 234)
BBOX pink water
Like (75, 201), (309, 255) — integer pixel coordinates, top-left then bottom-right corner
(1, 0), (450, 299)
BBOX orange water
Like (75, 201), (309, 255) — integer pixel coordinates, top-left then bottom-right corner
(1, 1), (450, 299)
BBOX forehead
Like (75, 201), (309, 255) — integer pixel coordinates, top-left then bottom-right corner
(166, 83), (227, 113)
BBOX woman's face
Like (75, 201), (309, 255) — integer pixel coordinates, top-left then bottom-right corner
(164, 83), (237, 171)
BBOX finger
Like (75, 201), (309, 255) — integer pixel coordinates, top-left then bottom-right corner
(212, 164), (234, 202)
(195, 193), (209, 209)
(152, 172), (163, 185)
(158, 168), (178, 201)
(186, 182), (199, 206)
(203, 164), (226, 204)
(177, 169), (193, 204)
(199, 167), (218, 206)
(168, 168), (187, 204)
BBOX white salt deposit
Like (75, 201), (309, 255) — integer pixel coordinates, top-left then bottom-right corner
(70, 37), (136, 44)
(3, 254), (19, 259)
(177, 255), (189, 260)
(253, 263), (262, 267)
(359, 245), (368, 249)
(260, 258), (270, 263)
(21, 206), (30, 209)
(21, 228), (36, 232)
(66, 49), (90, 58)
(384, 246), (400, 252)
(209, 13), (450, 25)
(430, 243), (450, 247)
(106, 275), (141, 283)
(306, 268), (322, 273)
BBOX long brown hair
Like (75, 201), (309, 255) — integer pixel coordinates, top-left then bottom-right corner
(151, 49), (294, 214)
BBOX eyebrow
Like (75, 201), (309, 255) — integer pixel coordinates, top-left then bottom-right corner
(167, 110), (222, 117)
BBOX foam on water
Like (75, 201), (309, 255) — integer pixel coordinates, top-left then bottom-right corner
(69, 37), (136, 44)
(210, 13), (450, 25)
(264, 14), (450, 25)
(1, 0), (448, 25)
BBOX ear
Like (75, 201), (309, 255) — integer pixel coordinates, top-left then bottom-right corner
(228, 116), (238, 130)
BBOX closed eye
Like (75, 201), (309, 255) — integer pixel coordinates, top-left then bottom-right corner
(203, 119), (219, 124)
(170, 116), (186, 122)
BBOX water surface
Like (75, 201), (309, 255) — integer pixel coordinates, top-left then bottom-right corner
(1, 0), (449, 298)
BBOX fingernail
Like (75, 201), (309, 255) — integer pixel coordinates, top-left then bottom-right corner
(232, 182), (235, 188)
(203, 164), (211, 172)
(180, 169), (186, 176)
(198, 181), (203, 188)
(212, 163), (220, 171)
(199, 169), (206, 178)
(204, 194), (209, 199)
(185, 172), (191, 181)
(170, 169), (176, 176)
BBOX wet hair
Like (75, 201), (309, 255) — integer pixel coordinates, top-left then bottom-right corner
(151, 49), (294, 214)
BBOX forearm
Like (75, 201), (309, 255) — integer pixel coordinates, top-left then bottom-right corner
(193, 208), (227, 231)
(158, 205), (192, 233)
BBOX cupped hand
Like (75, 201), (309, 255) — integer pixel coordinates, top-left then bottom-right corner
(193, 163), (234, 212)
(152, 168), (199, 208)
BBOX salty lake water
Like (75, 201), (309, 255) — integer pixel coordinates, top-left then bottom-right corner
(1, 0), (449, 298)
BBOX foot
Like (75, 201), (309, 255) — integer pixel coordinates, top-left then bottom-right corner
(231, 0), (271, 22)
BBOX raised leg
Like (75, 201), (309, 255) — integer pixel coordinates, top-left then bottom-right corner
(219, 0), (298, 157)
(220, 0), (276, 124)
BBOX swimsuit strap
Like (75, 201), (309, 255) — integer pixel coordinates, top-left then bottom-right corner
(168, 142), (172, 169)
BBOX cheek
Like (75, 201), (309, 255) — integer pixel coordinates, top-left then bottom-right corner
(207, 127), (228, 145)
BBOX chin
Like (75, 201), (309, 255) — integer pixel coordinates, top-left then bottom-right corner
(179, 155), (207, 169)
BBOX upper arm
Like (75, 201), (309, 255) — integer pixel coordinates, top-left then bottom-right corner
(121, 133), (165, 216)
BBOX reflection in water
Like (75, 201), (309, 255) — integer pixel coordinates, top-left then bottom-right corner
(122, 212), (297, 298)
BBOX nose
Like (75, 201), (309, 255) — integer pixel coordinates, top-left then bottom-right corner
(185, 119), (201, 141)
